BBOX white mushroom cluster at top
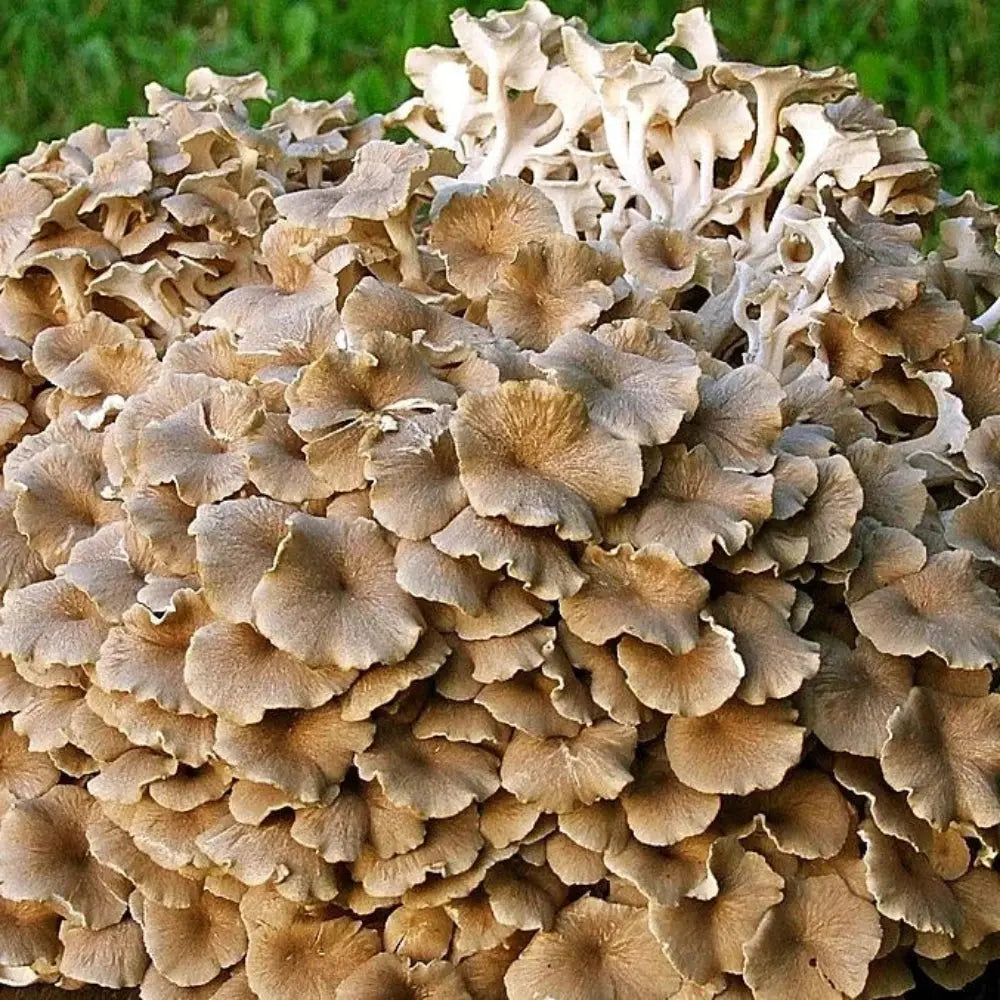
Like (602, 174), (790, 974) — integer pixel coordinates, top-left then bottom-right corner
(1, 5), (1000, 1000)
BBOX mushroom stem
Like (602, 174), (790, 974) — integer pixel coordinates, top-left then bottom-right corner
(384, 210), (423, 290)
(102, 201), (134, 245)
(49, 257), (91, 322)
(735, 87), (781, 192)
(974, 293), (1000, 334)
(481, 65), (512, 180)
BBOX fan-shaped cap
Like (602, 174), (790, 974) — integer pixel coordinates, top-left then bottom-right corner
(134, 891), (246, 987)
(0, 785), (130, 928)
(666, 699), (805, 795)
(185, 621), (355, 725)
(500, 720), (636, 813)
(95, 588), (212, 716)
(797, 634), (913, 757)
(250, 512), (424, 669)
(847, 438), (927, 531)
(533, 330), (700, 446)
(880, 686), (1000, 829)
(432, 507), (586, 600)
(859, 819), (963, 935)
(286, 332), (456, 441)
(504, 896), (679, 1000)
(0, 715), (59, 812)
(851, 549), (1000, 669)
(383, 904), (454, 962)
(242, 887), (380, 1000)
(679, 364), (784, 473)
(486, 234), (616, 350)
(0, 578), (108, 676)
(0, 897), (61, 969)
(335, 953), (472, 1000)
(428, 177), (561, 299)
(216, 702), (374, 803)
(451, 380), (642, 541)
(743, 874), (882, 1000)
(365, 411), (468, 540)
(0, 169), (54, 274)
(356, 722), (499, 819)
(561, 543), (707, 652)
(611, 444), (773, 564)
(621, 741), (719, 847)
(618, 620), (744, 717)
(190, 496), (293, 623)
(649, 838), (784, 985)
(58, 917), (149, 988)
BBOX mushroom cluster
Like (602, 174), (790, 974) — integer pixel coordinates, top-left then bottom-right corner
(2, 4), (1000, 998)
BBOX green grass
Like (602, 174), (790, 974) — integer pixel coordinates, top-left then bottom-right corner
(1, 0), (998, 200)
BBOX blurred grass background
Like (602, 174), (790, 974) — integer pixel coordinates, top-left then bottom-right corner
(1, 0), (998, 201)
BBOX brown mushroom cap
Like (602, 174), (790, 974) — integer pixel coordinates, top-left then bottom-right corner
(504, 896), (679, 1000)
(250, 512), (424, 669)
(451, 380), (643, 541)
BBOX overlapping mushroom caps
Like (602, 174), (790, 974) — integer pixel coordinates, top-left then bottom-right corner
(1, 4), (1000, 998)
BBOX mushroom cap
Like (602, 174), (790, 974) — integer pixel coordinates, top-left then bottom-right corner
(451, 380), (643, 541)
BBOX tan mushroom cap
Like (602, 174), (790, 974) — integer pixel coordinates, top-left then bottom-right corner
(431, 506), (586, 601)
(733, 769), (854, 860)
(365, 411), (468, 540)
(618, 620), (744, 717)
(666, 699), (805, 795)
(32, 312), (158, 401)
(134, 891), (246, 987)
(451, 380), (642, 541)
(240, 413), (330, 504)
(335, 953), (471, 1000)
(428, 176), (562, 299)
(649, 838), (784, 985)
(859, 819), (963, 935)
(0, 169), (54, 274)
(356, 722), (499, 819)
(710, 590), (819, 704)
(286, 332), (456, 441)
(185, 620), (356, 725)
(679, 364), (784, 473)
(743, 874), (882, 1000)
(880, 686), (1000, 829)
(383, 904), (454, 961)
(797, 634), (914, 757)
(504, 896), (680, 1000)
(621, 741), (720, 847)
(94, 589), (212, 716)
(0, 492), (46, 594)
(945, 487), (1000, 564)
(561, 543), (707, 652)
(58, 917), (150, 988)
(500, 720), (636, 813)
(850, 549), (1000, 669)
(0, 897), (62, 969)
(0, 785), (130, 929)
(196, 813), (339, 902)
(215, 702), (374, 803)
(357, 805), (482, 898)
(190, 496), (293, 623)
(486, 234), (616, 350)
(611, 444), (773, 564)
(0, 578), (108, 676)
(533, 330), (700, 446)
(846, 438), (927, 531)
(0, 715), (60, 811)
(242, 888), (380, 1000)
(250, 512), (424, 670)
